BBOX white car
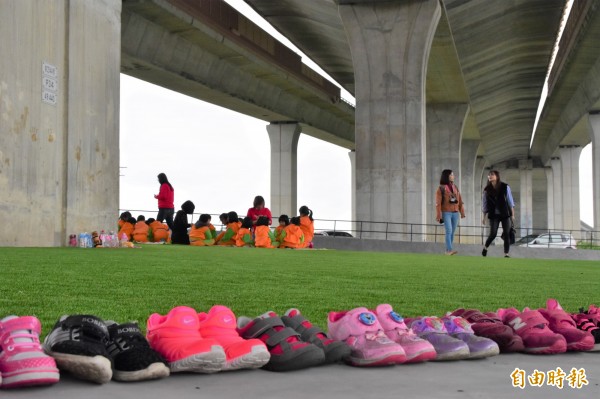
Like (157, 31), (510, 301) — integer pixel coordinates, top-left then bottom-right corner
(516, 233), (577, 249)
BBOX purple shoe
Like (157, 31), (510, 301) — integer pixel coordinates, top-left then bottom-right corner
(328, 308), (406, 367)
(374, 305), (436, 363)
(405, 316), (470, 361)
(441, 316), (500, 359)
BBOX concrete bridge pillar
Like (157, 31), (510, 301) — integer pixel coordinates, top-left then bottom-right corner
(589, 113), (600, 230)
(348, 150), (356, 234)
(518, 159), (533, 237)
(459, 139), (480, 243)
(545, 167), (555, 230)
(550, 158), (563, 230)
(267, 122), (301, 218)
(0, 0), (121, 246)
(559, 146), (582, 233)
(339, 0), (441, 240)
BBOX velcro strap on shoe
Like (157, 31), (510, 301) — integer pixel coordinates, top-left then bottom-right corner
(265, 327), (299, 347)
(508, 311), (549, 333)
(1, 316), (42, 335)
(245, 316), (285, 338)
(62, 315), (109, 339)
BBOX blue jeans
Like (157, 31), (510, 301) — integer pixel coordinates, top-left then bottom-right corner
(442, 211), (459, 252)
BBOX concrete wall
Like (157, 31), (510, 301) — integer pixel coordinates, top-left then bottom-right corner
(0, 0), (121, 246)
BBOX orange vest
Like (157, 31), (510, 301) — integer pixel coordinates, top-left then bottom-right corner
(118, 222), (134, 241)
(133, 221), (149, 242)
(235, 227), (254, 247)
(189, 225), (215, 246)
(299, 216), (314, 247)
(280, 224), (304, 249)
(216, 222), (241, 246)
(275, 225), (285, 242)
(255, 225), (275, 248)
(149, 220), (169, 242)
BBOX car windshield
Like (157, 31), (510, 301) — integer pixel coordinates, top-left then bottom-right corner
(516, 235), (537, 244)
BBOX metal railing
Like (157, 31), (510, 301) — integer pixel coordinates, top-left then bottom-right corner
(119, 209), (600, 248)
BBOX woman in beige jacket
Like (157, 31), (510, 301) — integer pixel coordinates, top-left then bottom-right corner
(435, 169), (466, 255)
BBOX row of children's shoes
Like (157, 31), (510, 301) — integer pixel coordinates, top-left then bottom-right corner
(2, 299), (599, 389)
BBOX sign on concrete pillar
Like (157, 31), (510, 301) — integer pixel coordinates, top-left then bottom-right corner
(559, 146), (582, 233)
(518, 159), (533, 237)
(589, 113), (600, 230)
(339, 0), (441, 240)
(267, 122), (301, 218)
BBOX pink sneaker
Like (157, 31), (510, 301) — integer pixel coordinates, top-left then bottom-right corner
(146, 306), (226, 373)
(497, 307), (566, 354)
(328, 307), (406, 366)
(373, 304), (436, 363)
(198, 305), (269, 371)
(0, 316), (59, 388)
(405, 316), (470, 361)
(440, 316), (499, 359)
(538, 299), (594, 352)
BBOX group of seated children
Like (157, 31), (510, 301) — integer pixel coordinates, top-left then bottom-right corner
(117, 211), (170, 243)
(117, 204), (315, 249)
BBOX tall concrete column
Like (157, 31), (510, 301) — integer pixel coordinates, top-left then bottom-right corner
(339, 0), (441, 240)
(267, 122), (301, 218)
(518, 160), (533, 237)
(550, 158), (563, 230)
(589, 113), (600, 229)
(348, 150), (356, 234)
(459, 139), (479, 243)
(559, 146), (582, 233)
(545, 167), (554, 230)
(0, 0), (121, 246)
(474, 157), (486, 222)
(426, 104), (469, 225)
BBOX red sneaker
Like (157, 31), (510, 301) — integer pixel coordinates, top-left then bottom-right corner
(198, 305), (269, 371)
(451, 309), (524, 353)
(146, 306), (225, 373)
(538, 299), (594, 352)
(497, 307), (566, 354)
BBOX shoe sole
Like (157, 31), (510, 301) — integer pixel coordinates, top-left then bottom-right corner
(404, 348), (437, 363)
(524, 341), (567, 355)
(1, 370), (60, 389)
(113, 362), (170, 382)
(566, 341), (595, 352)
(347, 351), (406, 367)
(431, 346), (470, 361)
(45, 350), (112, 384)
(223, 345), (270, 371)
(169, 346), (226, 373)
(467, 346), (500, 359)
(263, 346), (325, 372)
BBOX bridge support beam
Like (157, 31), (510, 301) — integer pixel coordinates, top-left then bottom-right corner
(339, 0), (441, 239)
(459, 139), (480, 243)
(589, 114), (600, 230)
(545, 167), (555, 230)
(550, 158), (563, 230)
(0, 0), (121, 246)
(267, 122), (301, 218)
(518, 160), (533, 237)
(559, 146), (582, 233)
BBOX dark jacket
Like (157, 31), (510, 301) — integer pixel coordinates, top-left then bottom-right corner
(484, 182), (510, 219)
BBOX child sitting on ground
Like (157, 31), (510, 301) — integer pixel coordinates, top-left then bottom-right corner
(133, 215), (150, 242)
(207, 215), (217, 239)
(147, 218), (169, 243)
(235, 217), (255, 247)
(299, 205), (314, 248)
(172, 200), (195, 245)
(118, 216), (136, 241)
(280, 216), (304, 249)
(215, 211), (241, 246)
(118, 211), (132, 231)
(189, 214), (215, 246)
(255, 216), (278, 248)
(275, 214), (289, 244)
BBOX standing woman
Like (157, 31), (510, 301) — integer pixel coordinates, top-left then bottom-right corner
(435, 169), (466, 255)
(154, 173), (175, 230)
(481, 170), (515, 258)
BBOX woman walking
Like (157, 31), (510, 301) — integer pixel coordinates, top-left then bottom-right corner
(154, 173), (175, 230)
(481, 170), (515, 258)
(435, 169), (465, 255)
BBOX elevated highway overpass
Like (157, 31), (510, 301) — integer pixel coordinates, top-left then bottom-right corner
(1, 0), (600, 246)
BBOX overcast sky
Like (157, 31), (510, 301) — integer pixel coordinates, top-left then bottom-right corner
(118, 0), (594, 228)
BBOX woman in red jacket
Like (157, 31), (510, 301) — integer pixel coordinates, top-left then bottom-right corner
(154, 173), (174, 230)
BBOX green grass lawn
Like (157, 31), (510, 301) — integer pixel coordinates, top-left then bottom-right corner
(0, 245), (598, 336)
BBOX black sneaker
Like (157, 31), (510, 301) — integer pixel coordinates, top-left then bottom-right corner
(482, 248), (487, 257)
(43, 315), (112, 383)
(105, 321), (170, 381)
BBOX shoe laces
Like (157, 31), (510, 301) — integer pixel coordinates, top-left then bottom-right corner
(1, 330), (42, 354)
(365, 330), (389, 342)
